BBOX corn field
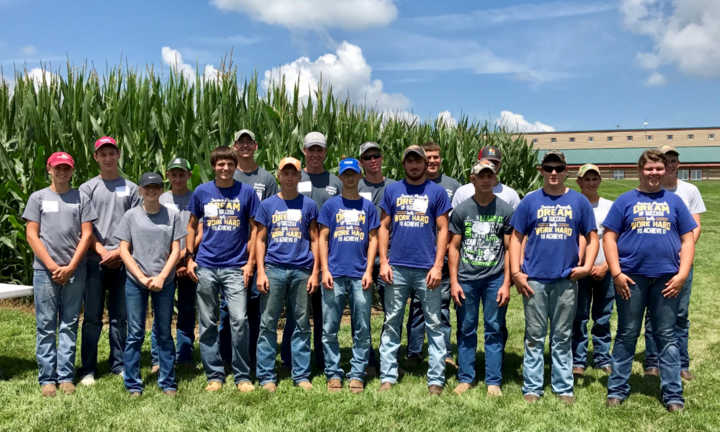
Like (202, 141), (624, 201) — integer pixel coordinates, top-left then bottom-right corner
(0, 63), (540, 285)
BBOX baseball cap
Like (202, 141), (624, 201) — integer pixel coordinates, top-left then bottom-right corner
(303, 132), (327, 148)
(47, 152), (75, 168)
(234, 129), (256, 142)
(658, 144), (679, 156)
(339, 158), (361, 175)
(279, 157), (301, 171)
(359, 142), (380, 155)
(471, 159), (496, 175)
(402, 145), (427, 161)
(577, 163), (601, 178)
(541, 150), (567, 164)
(166, 157), (192, 172)
(479, 146), (502, 163)
(94, 136), (118, 151)
(139, 172), (164, 187)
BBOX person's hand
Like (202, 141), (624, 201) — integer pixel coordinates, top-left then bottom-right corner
(241, 262), (254, 288)
(176, 266), (188, 279)
(52, 265), (76, 285)
(308, 272), (320, 294)
(662, 273), (687, 298)
(187, 259), (199, 283)
(257, 271), (269, 294)
(361, 270), (373, 290)
(100, 249), (121, 268)
(570, 266), (591, 281)
(140, 275), (153, 288)
(590, 262), (608, 281)
(322, 271), (334, 290)
(426, 265), (443, 290)
(612, 273), (635, 300)
(380, 263), (393, 284)
(451, 282), (465, 306)
(512, 272), (534, 298)
(497, 283), (510, 307)
(147, 275), (166, 292)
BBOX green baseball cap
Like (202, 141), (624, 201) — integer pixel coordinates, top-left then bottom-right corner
(167, 157), (192, 172)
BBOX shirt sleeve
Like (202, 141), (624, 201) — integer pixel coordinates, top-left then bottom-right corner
(601, 198), (624, 234)
(689, 186), (707, 214)
(172, 211), (188, 242)
(448, 206), (463, 235)
(510, 190), (521, 210)
(22, 193), (42, 223)
(81, 192), (98, 223)
(130, 184), (142, 208)
(509, 200), (530, 235)
(579, 197), (598, 236)
(317, 201), (332, 228)
(306, 199), (319, 222)
(435, 187), (453, 217)
(503, 208), (515, 235)
(676, 197), (699, 235)
(266, 175), (279, 199)
(248, 188), (260, 219)
(255, 201), (269, 227)
(188, 189), (204, 219)
(113, 214), (132, 243)
(367, 203), (380, 231)
(379, 186), (393, 216)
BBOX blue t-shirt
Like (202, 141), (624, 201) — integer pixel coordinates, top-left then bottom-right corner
(188, 180), (259, 268)
(602, 189), (697, 278)
(380, 179), (452, 269)
(255, 194), (318, 269)
(511, 189), (597, 282)
(318, 196), (380, 278)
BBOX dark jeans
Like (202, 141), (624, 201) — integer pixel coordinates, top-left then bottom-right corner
(78, 262), (127, 377)
(151, 276), (198, 365)
(281, 273), (324, 370)
(572, 273), (615, 369)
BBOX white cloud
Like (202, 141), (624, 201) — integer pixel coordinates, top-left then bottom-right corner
(262, 41), (410, 111)
(27, 67), (56, 91)
(497, 110), (555, 132)
(211, 0), (398, 30)
(21, 45), (36, 56)
(645, 71), (667, 86)
(621, 0), (720, 77)
(161, 46), (219, 82)
(437, 110), (457, 127)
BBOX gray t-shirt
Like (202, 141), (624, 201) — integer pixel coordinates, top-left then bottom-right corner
(359, 177), (397, 214)
(79, 176), (141, 261)
(159, 190), (193, 250)
(452, 182), (521, 210)
(429, 174), (461, 205)
(22, 187), (97, 270)
(114, 206), (187, 285)
(664, 180), (706, 215)
(233, 167), (279, 201)
(299, 170), (343, 211)
(449, 196), (514, 280)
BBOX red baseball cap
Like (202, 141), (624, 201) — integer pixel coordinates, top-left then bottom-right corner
(47, 152), (75, 168)
(94, 136), (118, 151)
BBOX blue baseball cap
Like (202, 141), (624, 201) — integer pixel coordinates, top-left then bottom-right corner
(339, 158), (361, 175)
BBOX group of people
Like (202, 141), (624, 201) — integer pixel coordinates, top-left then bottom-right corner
(23, 130), (703, 412)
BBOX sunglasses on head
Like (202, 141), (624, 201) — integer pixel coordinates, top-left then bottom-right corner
(541, 164), (566, 173)
(362, 153), (382, 161)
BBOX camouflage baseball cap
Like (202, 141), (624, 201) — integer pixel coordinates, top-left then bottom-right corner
(471, 159), (496, 175)
(541, 150), (567, 164)
(577, 163), (601, 178)
(658, 144), (679, 155)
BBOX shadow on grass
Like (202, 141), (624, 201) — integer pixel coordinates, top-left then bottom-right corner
(0, 355), (37, 380)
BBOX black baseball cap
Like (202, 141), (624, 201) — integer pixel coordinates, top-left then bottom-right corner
(139, 172), (164, 187)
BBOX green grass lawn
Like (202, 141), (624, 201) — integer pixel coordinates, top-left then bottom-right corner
(2, 179), (720, 432)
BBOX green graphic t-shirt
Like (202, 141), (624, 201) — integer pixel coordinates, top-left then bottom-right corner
(449, 196), (514, 280)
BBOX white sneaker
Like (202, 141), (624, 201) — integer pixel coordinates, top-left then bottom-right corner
(118, 370), (124, 378)
(80, 374), (96, 387)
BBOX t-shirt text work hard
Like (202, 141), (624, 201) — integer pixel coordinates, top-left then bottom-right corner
(255, 194), (318, 269)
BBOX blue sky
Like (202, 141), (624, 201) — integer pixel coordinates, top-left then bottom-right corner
(1, 0), (719, 132)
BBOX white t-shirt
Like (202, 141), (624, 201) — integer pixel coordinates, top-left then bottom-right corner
(663, 180), (706, 215)
(592, 197), (614, 266)
(452, 182), (521, 209)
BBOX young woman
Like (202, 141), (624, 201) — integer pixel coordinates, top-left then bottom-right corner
(115, 173), (186, 397)
(23, 152), (96, 397)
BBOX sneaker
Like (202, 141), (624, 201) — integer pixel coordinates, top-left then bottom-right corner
(117, 370), (124, 378)
(681, 370), (694, 381)
(453, 383), (472, 395)
(445, 358), (458, 369)
(297, 381), (313, 390)
(349, 379), (364, 394)
(327, 379), (342, 393)
(559, 395), (575, 405)
(262, 382), (277, 393)
(80, 374), (96, 387)
(523, 394), (539, 404)
(205, 381), (223, 392)
(237, 382), (255, 393)
(572, 367), (585, 377)
(58, 382), (76, 395)
(164, 390), (178, 397)
(41, 384), (57, 397)
(378, 382), (393, 393)
(151, 364), (160, 374)
(644, 368), (660, 378)
(405, 356), (421, 369)
(487, 385), (502, 397)
(428, 385), (443, 396)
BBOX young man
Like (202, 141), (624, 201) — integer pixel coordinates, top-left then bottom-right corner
(283, 131), (342, 370)
(509, 150), (599, 404)
(604, 150), (696, 412)
(452, 146), (521, 210)
(186, 146), (260, 393)
(116, 173), (186, 397)
(405, 142), (461, 369)
(255, 157), (320, 392)
(644, 145), (705, 380)
(572, 164), (615, 377)
(318, 158), (379, 394)
(78, 137), (141, 386)
(449, 159), (514, 397)
(378, 145), (452, 395)
(23, 152), (96, 397)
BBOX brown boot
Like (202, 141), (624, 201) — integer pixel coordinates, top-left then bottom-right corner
(601, 366), (612, 374)
(237, 382), (255, 393)
(297, 381), (313, 390)
(205, 381), (223, 392)
(453, 383), (472, 395)
(326, 379), (342, 393)
(445, 358), (458, 369)
(486, 385), (502, 397)
(428, 385), (443, 396)
(262, 382), (277, 393)
(164, 390), (177, 397)
(41, 384), (57, 397)
(58, 382), (76, 395)
(606, 398), (622, 407)
(681, 370), (694, 381)
(667, 403), (684, 412)
(378, 382), (393, 393)
(572, 367), (585, 377)
(349, 379), (364, 394)
(151, 364), (160, 374)
(130, 392), (142, 398)
(559, 395), (575, 405)
(523, 394), (539, 404)
(644, 368), (660, 378)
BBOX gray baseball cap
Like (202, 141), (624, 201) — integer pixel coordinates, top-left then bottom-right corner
(402, 145), (427, 161)
(234, 129), (256, 142)
(303, 132), (327, 148)
(359, 142), (380, 155)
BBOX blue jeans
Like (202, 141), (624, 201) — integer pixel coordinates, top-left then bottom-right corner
(256, 265), (312, 385)
(151, 276), (197, 365)
(572, 273), (614, 369)
(608, 274), (684, 407)
(322, 277), (372, 381)
(124, 278), (176, 393)
(33, 267), (86, 386)
(196, 266), (251, 385)
(522, 278), (577, 397)
(406, 264), (452, 361)
(281, 274), (324, 370)
(456, 274), (506, 386)
(380, 265), (445, 386)
(644, 266), (693, 371)
(79, 262), (127, 377)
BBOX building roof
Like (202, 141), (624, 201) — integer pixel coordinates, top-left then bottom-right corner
(538, 146), (720, 165)
(526, 126), (720, 135)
